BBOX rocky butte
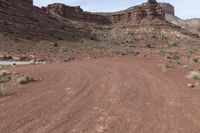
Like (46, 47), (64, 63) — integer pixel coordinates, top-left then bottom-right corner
(43, 0), (167, 25)
(0, 0), (199, 61)
(0, 0), (172, 33)
(0, 0), (198, 41)
(0, 0), (93, 39)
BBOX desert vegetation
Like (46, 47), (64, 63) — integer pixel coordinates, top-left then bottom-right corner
(0, 83), (6, 96)
(0, 70), (10, 79)
(160, 60), (171, 73)
(17, 75), (34, 84)
(1, 0), (200, 132)
(187, 70), (200, 89)
(187, 71), (200, 79)
(0, 69), (8, 96)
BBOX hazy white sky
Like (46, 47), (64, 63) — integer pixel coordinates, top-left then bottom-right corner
(33, 0), (200, 19)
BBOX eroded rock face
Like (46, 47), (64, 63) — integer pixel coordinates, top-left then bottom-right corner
(44, 1), (166, 25)
(160, 3), (200, 36)
(159, 3), (175, 16)
(0, 0), (93, 39)
(43, 3), (111, 24)
(105, 2), (166, 25)
(148, 0), (157, 4)
(1, 0), (186, 40)
(22, 0), (33, 5)
(44, 4), (83, 14)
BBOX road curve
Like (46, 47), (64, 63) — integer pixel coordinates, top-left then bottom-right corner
(0, 57), (200, 133)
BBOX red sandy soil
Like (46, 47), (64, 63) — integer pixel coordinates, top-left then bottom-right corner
(1, 57), (200, 133)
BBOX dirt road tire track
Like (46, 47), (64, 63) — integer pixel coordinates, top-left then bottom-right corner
(1, 57), (200, 133)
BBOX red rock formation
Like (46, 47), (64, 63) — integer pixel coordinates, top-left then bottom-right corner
(0, 0), (169, 39)
(0, 0), (93, 39)
(43, 4), (83, 15)
(148, 0), (157, 4)
(105, 2), (166, 25)
(159, 3), (175, 16)
(43, 3), (111, 24)
(44, 1), (166, 25)
(22, 0), (33, 5)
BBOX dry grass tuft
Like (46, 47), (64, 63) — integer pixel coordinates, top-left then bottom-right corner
(0, 83), (6, 96)
(187, 71), (200, 79)
(17, 76), (34, 84)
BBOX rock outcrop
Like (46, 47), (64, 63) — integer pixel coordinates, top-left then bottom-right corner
(0, 0), (199, 62)
(0, 0), (199, 39)
(22, 0), (33, 5)
(42, 4), (111, 24)
(0, 0), (93, 39)
(148, 0), (157, 4)
(166, 15), (200, 36)
(43, 0), (166, 25)
(159, 3), (174, 16)
(159, 3), (200, 36)
(105, 1), (166, 25)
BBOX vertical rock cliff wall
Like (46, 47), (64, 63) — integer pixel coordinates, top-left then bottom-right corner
(0, 0), (92, 39)
(159, 3), (175, 16)
(44, 1), (166, 25)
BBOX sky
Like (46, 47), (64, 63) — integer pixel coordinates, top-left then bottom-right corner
(33, 0), (200, 19)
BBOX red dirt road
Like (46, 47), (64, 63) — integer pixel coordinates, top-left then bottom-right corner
(1, 57), (200, 133)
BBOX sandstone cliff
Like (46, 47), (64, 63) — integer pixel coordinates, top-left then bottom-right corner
(0, 0), (199, 41)
(44, 1), (166, 26)
(0, 0), (93, 39)
(159, 3), (174, 16)
(165, 14), (200, 36)
(157, 3), (200, 36)
(0, 0), (199, 62)
(42, 4), (111, 24)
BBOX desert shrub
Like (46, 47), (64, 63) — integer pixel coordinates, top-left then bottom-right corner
(0, 83), (6, 96)
(0, 70), (10, 79)
(195, 80), (200, 89)
(146, 43), (155, 48)
(17, 76), (34, 84)
(52, 42), (58, 47)
(160, 61), (171, 73)
(192, 57), (200, 63)
(53, 34), (64, 41)
(160, 47), (167, 53)
(169, 43), (177, 47)
(166, 54), (180, 60)
(187, 71), (200, 79)
(187, 47), (197, 54)
(0, 32), (8, 37)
